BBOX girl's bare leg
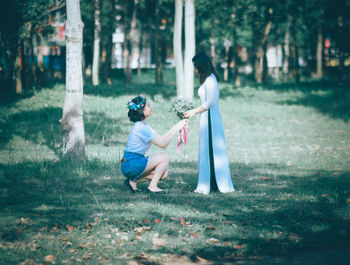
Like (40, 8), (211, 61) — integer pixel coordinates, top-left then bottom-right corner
(129, 154), (169, 191)
(129, 157), (169, 191)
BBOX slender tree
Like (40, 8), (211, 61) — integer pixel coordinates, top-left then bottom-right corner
(174, 0), (184, 96)
(183, 0), (195, 99)
(61, 0), (85, 159)
(92, 0), (101, 86)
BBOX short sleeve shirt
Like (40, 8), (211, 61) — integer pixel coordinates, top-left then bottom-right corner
(124, 121), (156, 155)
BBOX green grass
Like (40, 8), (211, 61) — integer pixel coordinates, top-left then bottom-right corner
(1, 70), (350, 264)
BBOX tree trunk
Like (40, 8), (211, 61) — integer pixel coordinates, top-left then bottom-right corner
(31, 34), (38, 84)
(262, 42), (268, 83)
(223, 45), (230, 82)
(291, 18), (299, 83)
(137, 25), (143, 75)
(92, 0), (101, 86)
(316, 24), (323, 78)
(184, 0), (195, 99)
(101, 0), (115, 84)
(15, 45), (22, 94)
(61, 0), (85, 160)
(154, 0), (163, 84)
(123, 1), (132, 83)
(255, 19), (272, 83)
(210, 27), (216, 63)
(130, 0), (139, 76)
(174, 0), (184, 97)
(283, 18), (291, 78)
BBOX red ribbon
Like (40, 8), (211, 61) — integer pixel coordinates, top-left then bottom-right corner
(177, 121), (189, 154)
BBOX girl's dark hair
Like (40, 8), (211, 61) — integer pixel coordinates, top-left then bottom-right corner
(127, 96), (146, 122)
(192, 53), (220, 84)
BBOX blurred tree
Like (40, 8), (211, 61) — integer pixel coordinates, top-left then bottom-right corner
(92, 0), (101, 85)
(174, 0), (184, 95)
(101, 0), (116, 84)
(183, 0), (196, 99)
(154, 0), (163, 83)
(61, 0), (85, 159)
(174, 0), (195, 98)
(0, 0), (56, 95)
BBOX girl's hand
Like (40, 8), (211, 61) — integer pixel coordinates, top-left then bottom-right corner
(183, 109), (196, 119)
(177, 119), (188, 130)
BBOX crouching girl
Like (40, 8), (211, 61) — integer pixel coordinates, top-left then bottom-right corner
(121, 95), (187, 194)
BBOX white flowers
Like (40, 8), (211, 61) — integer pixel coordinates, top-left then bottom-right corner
(169, 97), (194, 119)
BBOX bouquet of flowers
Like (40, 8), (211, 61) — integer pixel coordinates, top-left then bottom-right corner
(169, 98), (193, 154)
(169, 97), (194, 119)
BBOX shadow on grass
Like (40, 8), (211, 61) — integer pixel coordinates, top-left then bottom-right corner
(0, 108), (127, 153)
(255, 80), (350, 121)
(0, 158), (349, 263)
(84, 82), (177, 100)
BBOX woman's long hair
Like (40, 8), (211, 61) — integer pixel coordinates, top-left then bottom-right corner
(192, 53), (220, 84)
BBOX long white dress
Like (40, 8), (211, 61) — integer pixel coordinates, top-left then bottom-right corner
(194, 74), (235, 194)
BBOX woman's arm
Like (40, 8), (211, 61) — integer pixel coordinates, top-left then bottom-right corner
(183, 76), (216, 119)
(182, 105), (206, 119)
(151, 119), (187, 148)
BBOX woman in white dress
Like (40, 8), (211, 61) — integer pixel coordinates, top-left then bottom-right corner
(183, 53), (235, 194)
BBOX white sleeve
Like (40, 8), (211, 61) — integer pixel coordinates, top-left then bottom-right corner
(201, 77), (216, 110)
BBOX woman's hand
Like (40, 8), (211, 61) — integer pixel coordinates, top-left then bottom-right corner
(183, 109), (197, 119)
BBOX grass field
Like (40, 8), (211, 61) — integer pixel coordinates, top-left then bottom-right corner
(1, 71), (350, 264)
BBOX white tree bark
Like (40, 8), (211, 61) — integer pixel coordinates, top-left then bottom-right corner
(61, 0), (85, 159)
(92, 0), (101, 86)
(174, 0), (184, 97)
(130, 0), (140, 70)
(184, 0), (195, 99)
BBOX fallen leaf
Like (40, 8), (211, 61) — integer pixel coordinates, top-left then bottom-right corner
(223, 221), (233, 224)
(61, 237), (69, 241)
(45, 254), (55, 262)
(144, 218), (150, 223)
(152, 233), (167, 249)
(82, 252), (93, 260)
(196, 256), (209, 263)
(69, 248), (77, 253)
(189, 232), (199, 238)
(205, 238), (219, 244)
(66, 224), (75, 232)
(19, 259), (36, 265)
(263, 177), (269, 181)
(21, 217), (30, 224)
(233, 244), (246, 249)
(346, 198), (350, 203)
(321, 193), (328, 197)
(180, 217), (186, 226)
(98, 258), (109, 263)
(154, 219), (161, 223)
(209, 225), (216, 229)
(51, 225), (58, 232)
(80, 243), (89, 248)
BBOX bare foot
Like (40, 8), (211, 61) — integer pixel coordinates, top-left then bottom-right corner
(129, 180), (138, 190)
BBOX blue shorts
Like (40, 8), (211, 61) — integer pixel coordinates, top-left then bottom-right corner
(121, 152), (148, 182)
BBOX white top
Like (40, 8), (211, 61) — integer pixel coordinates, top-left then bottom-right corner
(198, 74), (219, 110)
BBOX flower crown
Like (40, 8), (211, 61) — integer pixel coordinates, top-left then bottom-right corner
(126, 95), (146, 111)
